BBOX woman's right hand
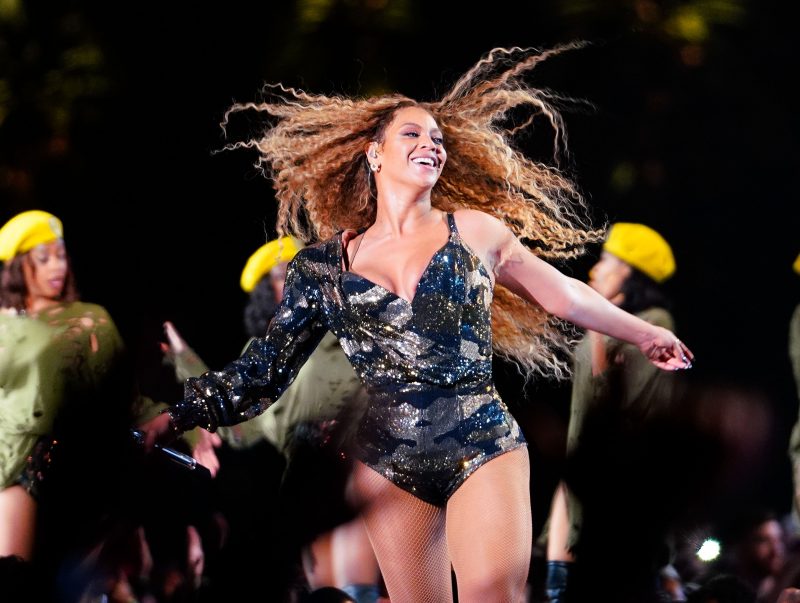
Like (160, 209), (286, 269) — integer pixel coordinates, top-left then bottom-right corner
(637, 325), (694, 371)
(138, 412), (177, 451)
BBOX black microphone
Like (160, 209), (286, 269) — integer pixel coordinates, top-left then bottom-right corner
(130, 428), (205, 473)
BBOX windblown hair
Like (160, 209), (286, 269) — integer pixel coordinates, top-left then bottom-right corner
(0, 252), (79, 312)
(222, 45), (604, 378)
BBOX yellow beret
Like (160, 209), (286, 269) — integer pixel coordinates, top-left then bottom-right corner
(603, 222), (676, 283)
(240, 236), (302, 292)
(0, 210), (64, 262)
(794, 254), (800, 275)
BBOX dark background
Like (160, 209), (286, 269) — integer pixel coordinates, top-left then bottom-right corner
(2, 0), (798, 532)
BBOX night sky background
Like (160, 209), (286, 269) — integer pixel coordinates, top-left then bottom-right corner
(2, 0), (799, 537)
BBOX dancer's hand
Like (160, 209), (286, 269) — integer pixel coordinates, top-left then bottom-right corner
(192, 429), (222, 477)
(637, 325), (694, 371)
(137, 412), (177, 451)
(159, 320), (187, 362)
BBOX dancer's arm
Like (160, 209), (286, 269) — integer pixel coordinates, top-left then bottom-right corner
(455, 210), (693, 371)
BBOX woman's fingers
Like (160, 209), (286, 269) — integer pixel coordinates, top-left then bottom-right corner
(646, 336), (693, 370)
(163, 321), (187, 353)
(192, 430), (223, 477)
(139, 413), (174, 451)
(672, 339), (694, 367)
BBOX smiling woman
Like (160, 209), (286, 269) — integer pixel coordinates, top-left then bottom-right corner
(0, 210), (126, 561)
(140, 45), (693, 602)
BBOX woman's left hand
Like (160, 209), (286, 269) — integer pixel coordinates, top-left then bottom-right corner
(638, 326), (694, 371)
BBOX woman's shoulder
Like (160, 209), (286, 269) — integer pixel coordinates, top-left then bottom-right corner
(452, 208), (502, 228)
(452, 209), (512, 241)
(293, 237), (338, 262)
(792, 303), (800, 325)
(289, 237), (341, 279)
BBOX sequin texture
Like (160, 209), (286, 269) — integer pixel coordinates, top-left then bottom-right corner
(169, 214), (525, 505)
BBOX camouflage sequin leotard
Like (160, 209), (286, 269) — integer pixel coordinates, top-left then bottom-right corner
(169, 214), (525, 505)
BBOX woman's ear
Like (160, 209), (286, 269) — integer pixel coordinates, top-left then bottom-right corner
(366, 142), (381, 173)
(365, 142), (379, 159)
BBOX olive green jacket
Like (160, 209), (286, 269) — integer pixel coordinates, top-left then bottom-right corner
(0, 302), (124, 489)
(564, 307), (678, 549)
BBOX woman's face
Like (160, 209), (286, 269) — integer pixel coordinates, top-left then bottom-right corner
(370, 106), (447, 191)
(588, 251), (631, 303)
(22, 240), (68, 302)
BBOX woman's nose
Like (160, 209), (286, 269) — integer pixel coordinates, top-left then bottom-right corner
(48, 256), (67, 270)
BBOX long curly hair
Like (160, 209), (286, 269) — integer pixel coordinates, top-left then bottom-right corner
(222, 45), (604, 378)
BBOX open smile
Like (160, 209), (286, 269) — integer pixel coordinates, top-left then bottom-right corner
(411, 156), (440, 169)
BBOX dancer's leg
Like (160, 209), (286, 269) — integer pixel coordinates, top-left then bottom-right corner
(0, 485), (36, 559)
(446, 448), (531, 603)
(544, 483), (576, 602)
(351, 461), (451, 603)
(332, 518), (382, 602)
(302, 532), (334, 589)
(546, 482), (575, 562)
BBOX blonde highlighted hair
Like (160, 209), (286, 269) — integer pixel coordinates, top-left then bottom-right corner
(222, 44), (603, 378)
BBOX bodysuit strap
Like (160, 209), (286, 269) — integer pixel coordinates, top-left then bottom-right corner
(446, 212), (457, 235)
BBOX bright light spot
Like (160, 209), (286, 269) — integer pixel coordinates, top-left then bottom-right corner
(697, 538), (721, 562)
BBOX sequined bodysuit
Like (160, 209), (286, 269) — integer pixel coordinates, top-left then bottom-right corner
(169, 214), (526, 505)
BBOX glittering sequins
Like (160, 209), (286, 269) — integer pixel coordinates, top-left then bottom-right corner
(379, 298), (413, 326)
(169, 214), (525, 506)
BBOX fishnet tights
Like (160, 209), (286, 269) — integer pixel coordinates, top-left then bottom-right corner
(351, 447), (531, 603)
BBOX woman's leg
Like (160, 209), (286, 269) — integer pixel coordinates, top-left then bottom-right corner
(302, 532), (335, 590)
(544, 483), (576, 602)
(351, 461), (451, 603)
(0, 485), (36, 559)
(331, 518), (382, 601)
(446, 447), (531, 603)
(546, 482), (575, 562)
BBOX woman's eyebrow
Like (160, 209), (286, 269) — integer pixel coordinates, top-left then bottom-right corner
(399, 122), (442, 133)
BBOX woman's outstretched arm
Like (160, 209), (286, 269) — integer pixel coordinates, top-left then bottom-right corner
(455, 210), (693, 371)
(139, 250), (329, 448)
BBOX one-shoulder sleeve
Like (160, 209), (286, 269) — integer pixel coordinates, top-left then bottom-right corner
(167, 251), (328, 432)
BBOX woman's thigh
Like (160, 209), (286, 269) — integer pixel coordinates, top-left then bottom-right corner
(350, 461), (452, 603)
(446, 447), (531, 603)
(0, 485), (36, 559)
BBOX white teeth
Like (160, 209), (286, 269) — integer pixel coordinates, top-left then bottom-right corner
(413, 157), (436, 167)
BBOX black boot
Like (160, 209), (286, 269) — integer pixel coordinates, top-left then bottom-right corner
(545, 560), (573, 603)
